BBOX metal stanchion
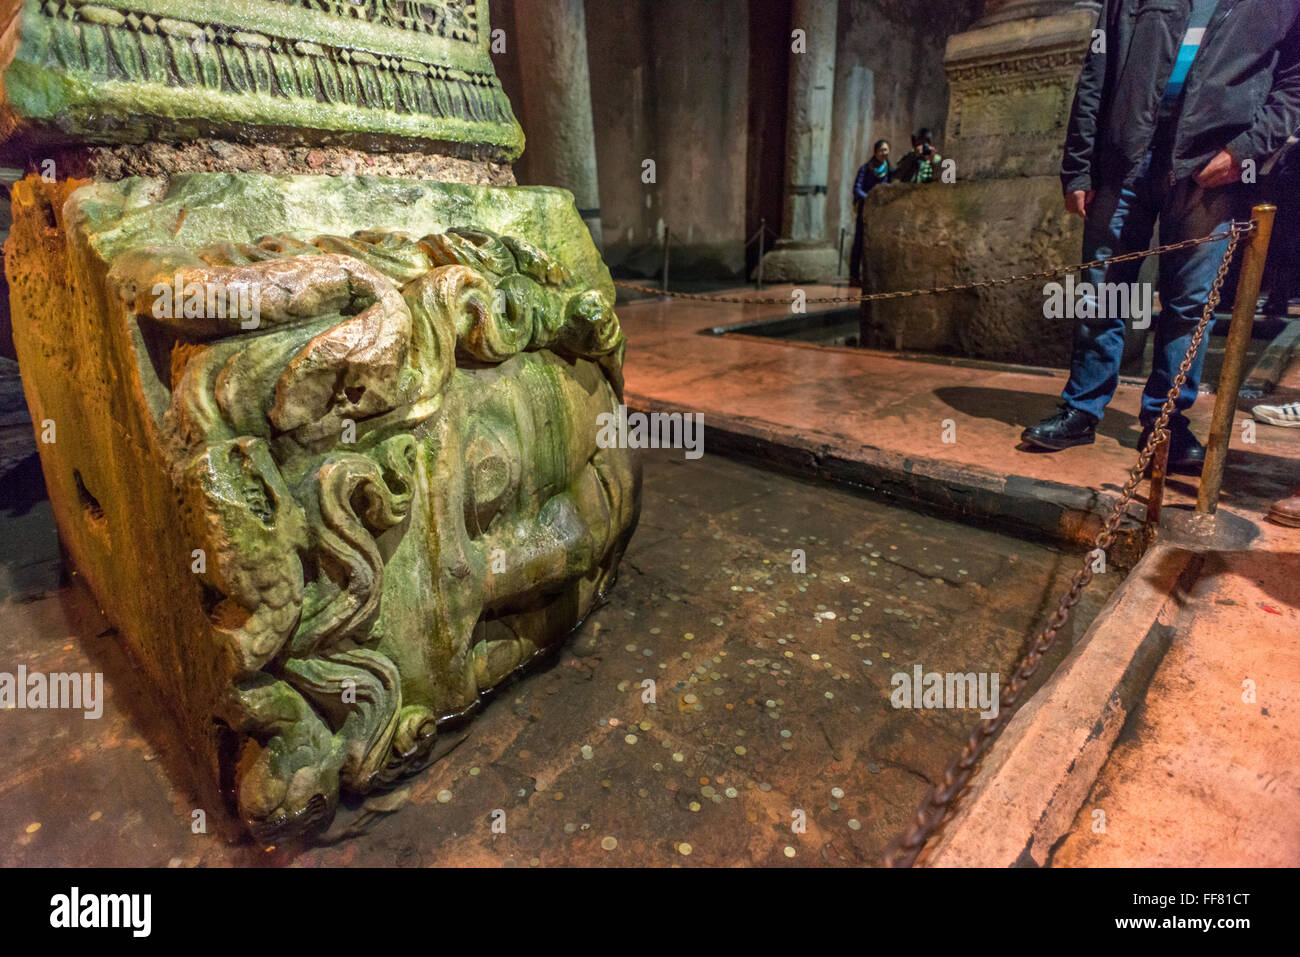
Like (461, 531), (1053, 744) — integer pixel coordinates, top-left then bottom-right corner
(1194, 204), (1276, 521)
(1145, 433), (1171, 536)
(838, 226), (846, 279)
(756, 217), (766, 291)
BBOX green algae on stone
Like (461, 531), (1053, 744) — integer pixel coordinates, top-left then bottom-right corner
(0, 0), (523, 159)
(6, 172), (637, 840)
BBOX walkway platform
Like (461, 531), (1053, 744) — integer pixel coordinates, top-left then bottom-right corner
(619, 284), (1300, 557)
(619, 284), (1300, 867)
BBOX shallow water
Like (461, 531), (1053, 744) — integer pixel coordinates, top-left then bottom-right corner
(0, 448), (1118, 866)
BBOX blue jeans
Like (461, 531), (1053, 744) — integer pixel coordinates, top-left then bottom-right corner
(1061, 150), (1245, 433)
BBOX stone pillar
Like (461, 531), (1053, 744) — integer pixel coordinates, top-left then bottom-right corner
(943, 0), (1103, 179)
(859, 0), (1107, 365)
(829, 65), (874, 272)
(512, 0), (603, 249)
(758, 0), (839, 283)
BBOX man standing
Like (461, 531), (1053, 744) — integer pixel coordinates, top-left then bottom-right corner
(849, 140), (891, 287)
(1021, 0), (1300, 475)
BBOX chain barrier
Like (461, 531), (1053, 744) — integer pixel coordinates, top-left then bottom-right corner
(619, 219), (1254, 866)
(611, 224), (1253, 305)
(880, 220), (1249, 867)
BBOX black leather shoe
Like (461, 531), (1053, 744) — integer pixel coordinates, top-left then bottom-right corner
(1021, 404), (1098, 450)
(1139, 426), (1206, 475)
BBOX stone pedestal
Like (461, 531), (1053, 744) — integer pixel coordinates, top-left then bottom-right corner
(862, 176), (1083, 363)
(759, 0), (838, 283)
(944, 1), (1103, 179)
(2, 0), (639, 841)
(860, 0), (1104, 365)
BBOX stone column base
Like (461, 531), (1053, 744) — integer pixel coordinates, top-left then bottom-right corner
(757, 241), (839, 283)
(7, 172), (639, 841)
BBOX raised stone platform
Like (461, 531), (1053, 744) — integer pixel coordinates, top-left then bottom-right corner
(616, 284), (1299, 556)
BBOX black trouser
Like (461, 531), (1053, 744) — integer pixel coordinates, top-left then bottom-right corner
(1262, 170), (1299, 312)
(849, 207), (864, 285)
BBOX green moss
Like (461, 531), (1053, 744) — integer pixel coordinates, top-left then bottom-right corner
(0, 0), (523, 159)
(75, 173), (612, 302)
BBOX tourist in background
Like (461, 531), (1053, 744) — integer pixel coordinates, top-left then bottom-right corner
(849, 139), (891, 286)
(894, 129), (942, 184)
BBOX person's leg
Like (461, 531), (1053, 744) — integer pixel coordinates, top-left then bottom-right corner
(1141, 179), (1246, 434)
(1274, 192), (1300, 311)
(1060, 180), (1159, 422)
(849, 216), (864, 286)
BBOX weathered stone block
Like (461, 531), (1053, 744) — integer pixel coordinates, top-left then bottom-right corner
(943, 3), (1098, 180)
(861, 176), (1083, 364)
(861, 1), (1110, 366)
(0, 0), (523, 159)
(758, 240), (838, 284)
(6, 172), (639, 838)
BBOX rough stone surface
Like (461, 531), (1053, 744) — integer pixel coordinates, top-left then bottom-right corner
(0, 357), (32, 478)
(924, 545), (1195, 867)
(943, 4), (1099, 180)
(6, 172), (638, 840)
(860, 1), (1102, 364)
(0, 0), (523, 159)
(757, 0), (838, 284)
(778, 0), (838, 245)
(1052, 548), (1300, 867)
(861, 176), (1086, 365)
(9, 140), (518, 185)
(758, 242), (839, 285)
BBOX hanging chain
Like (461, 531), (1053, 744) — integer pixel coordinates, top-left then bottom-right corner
(880, 222), (1248, 868)
(612, 226), (1252, 305)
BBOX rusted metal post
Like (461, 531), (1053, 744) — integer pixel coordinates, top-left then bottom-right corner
(1195, 204), (1276, 517)
(1145, 433), (1170, 536)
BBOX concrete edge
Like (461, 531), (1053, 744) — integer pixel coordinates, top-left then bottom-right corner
(920, 543), (1203, 867)
(624, 392), (1145, 564)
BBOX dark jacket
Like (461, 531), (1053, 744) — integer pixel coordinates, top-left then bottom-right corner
(853, 160), (891, 204)
(1061, 0), (1300, 193)
(894, 149), (941, 184)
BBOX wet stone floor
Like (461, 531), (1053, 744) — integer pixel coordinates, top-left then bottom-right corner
(0, 449), (1117, 867)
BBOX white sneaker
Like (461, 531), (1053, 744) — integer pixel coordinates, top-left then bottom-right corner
(1252, 401), (1300, 427)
